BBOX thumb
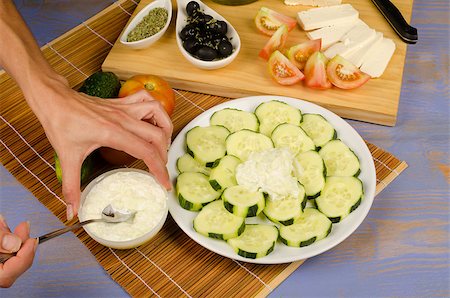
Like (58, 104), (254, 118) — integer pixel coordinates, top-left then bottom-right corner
(60, 155), (82, 221)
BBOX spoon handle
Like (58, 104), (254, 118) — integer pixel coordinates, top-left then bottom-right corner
(0, 219), (101, 264)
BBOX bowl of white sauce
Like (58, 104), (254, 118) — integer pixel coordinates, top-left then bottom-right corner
(78, 168), (168, 249)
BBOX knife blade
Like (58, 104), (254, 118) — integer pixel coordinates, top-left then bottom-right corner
(371, 0), (418, 44)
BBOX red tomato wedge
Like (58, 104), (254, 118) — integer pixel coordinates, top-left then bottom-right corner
(259, 25), (288, 60)
(304, 51), (332, 90)
(286, 39), (322, 71)
(268, 50), (304, 85)
(255, 7), (297, 36)
(326, 55), (371, 89)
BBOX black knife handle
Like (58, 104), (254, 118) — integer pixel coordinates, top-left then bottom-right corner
(372, 0), (418, 44)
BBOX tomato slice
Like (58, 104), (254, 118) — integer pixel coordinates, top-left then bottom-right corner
(286, 39), (322, 71)
(304, 51), (332, 90)
(259, 25), (288, 60)
(255, 7), (297, 36)
(268, 50), (304, 85)
(326, 55), (371, 89)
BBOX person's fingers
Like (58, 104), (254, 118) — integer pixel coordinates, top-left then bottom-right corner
(119, 89), (155, 104)
(13, 221), (30, 243)
(117, 116), (168, 163)
(0, 229), (21, 254)
(0, 215), (11, 233)
(0, 237), (37, 288)
(104, 130), (171, 190)
(59, 154), (83, 221)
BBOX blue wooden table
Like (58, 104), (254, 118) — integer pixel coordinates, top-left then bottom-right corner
(1, 0), (449, 297)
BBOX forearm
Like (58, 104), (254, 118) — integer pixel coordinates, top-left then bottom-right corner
(0, 1), (67, 112)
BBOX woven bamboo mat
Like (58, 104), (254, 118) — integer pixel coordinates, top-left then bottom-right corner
(0, 0), (408, 297)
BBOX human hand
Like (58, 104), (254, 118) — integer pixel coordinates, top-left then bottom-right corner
(30, 78), (173, 220)
(0, 215), (38, 288)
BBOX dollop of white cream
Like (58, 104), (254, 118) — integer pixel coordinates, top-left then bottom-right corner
(235, 148), (299, 201)
(80, 171), (167, 242)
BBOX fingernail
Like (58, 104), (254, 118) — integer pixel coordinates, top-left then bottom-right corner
(34, 238), (39, 252)
(66, 204), (74, 221)
(2, 234), (21, 253)
(26, 221), (31, 234)
(0, 214), (6, 228)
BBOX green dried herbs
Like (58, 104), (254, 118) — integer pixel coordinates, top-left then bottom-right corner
(127, 8), (168, 42)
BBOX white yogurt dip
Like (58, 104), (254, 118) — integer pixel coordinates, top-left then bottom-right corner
(80, 170), (168, 242)
(235, 148), (299, 201)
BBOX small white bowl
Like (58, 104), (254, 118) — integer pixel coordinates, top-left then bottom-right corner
(175, 0), (241, 70)
(120, 0), (173, 49)
(78, 168), (168, 249)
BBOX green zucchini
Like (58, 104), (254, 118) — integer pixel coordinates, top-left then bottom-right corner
(255, 100), (302, 136)
(210, 108), (259, 133)
(271, 123), (316, 156)
(225, 129), (273, 161)
(300, 114), (337, 148)
(176, 172), (221, 211)
(209, 155), (241, 191)
(315, 176), (364, 222)
(186, 125), (230, 167)
(279, 208), (332, 247)
(193, 200), (245, 240)
(227, 224), (278, 259)
(222, 185), (265, 217)
(319, 140), (360, 177)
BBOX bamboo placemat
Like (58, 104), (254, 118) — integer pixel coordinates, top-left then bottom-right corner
(0, 1), (408, 297)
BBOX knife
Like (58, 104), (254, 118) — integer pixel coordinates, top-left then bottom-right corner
(371, 0), (418, 44)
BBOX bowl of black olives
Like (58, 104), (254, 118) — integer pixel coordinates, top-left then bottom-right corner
(176, 0), (241, 70)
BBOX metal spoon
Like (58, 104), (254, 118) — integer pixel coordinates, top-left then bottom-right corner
(0, 204), (136, 264)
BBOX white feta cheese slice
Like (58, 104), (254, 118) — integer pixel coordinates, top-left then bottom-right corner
(360, 37), (396, 78)
(324, 20), (376, 59)
(297, 4), (359, 31)
(285, 0), (341, 6)
(345, 32), (383, 67)
(306, 18), (358, 49)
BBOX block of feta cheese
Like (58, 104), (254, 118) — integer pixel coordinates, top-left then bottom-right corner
(323, 20), (376, 59)
(360, 38), (396, 78)
(306, 18), (359, 49)
(285, 0), (342, 6)
(297, 4), (359, 31)
(345, 32), (384, 67)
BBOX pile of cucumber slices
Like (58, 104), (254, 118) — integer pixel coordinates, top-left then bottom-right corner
(175, 100), (363, 259)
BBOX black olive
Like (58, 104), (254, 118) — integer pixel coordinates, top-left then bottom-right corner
(215, 21), (228, 35)
(179, 25), (197, 41)
(195, 46), (218, 61)
(218, 40), (233, 57)
(190, 11), (206, 25)
(204, 14), (213, 23)
(186, 1), (200, 17)
(183, 38), (200, 54)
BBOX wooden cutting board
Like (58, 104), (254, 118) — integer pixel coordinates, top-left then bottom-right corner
(102, 0), (414, 126)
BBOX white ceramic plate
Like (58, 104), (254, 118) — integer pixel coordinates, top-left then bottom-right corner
(167, 95), (376, 264)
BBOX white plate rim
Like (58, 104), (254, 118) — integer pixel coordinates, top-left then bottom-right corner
(167, 95), (376, 264)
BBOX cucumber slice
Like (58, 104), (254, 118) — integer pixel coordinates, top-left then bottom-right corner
(300, 114), (337, 148)
(227, 224), (278, 259)
(271, 123), (316, 156)
(319, 140), (360, 177)
(186, 125), (230, 167)
(222, 185), (265, 217)
(210, 108), (259, 133)
(225, 129), (274, 161)
(176, 172), (221, 211)
(176, 153), (211, 175)
(209, 155), (241, 191)
(315, 176), (364, 222)
(294, 150), (326, 199)
(255, 100), (302, 136)
(263, 184), (307, 226)
(194, 200), (245, 240)
(279, 208), (332, 247)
